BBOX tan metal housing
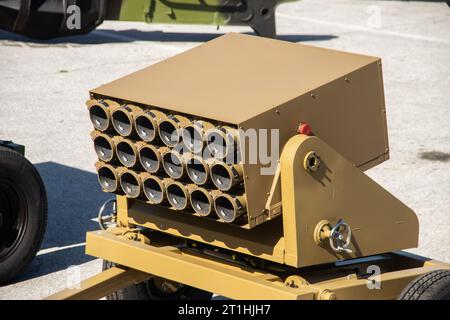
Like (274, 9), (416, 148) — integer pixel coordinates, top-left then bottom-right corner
(108, 134), (417, 268)
(47, 34), (450, 300)
(90, 33), (389, 228)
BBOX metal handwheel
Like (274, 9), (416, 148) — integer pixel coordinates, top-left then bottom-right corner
(97, 198), (117, 231)
(329, 219), (352, 254)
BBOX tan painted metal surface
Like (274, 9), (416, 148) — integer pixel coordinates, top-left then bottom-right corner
(61, 33), (441, 300)
(86, 231), (304, 300)
(90, 33), (389, 227)
(45, 265), (150, 300)
(118, 134), (417, 268)
(126, 198), (285, 264)
(90, 33), (380, 127)
(280, 135), (418, 267)
(76, 230), (449, 300)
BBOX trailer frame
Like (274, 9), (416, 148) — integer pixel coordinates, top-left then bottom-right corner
(47, 230), (450, 300)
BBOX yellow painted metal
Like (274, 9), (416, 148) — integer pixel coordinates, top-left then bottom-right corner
(60, 34), (444, 300)
(117, 134), (418, 268)
(78, 230), (449, 300)
(125, 198), (285, 264)
(85, 231), (309, 300)
(90, 33), (389, 227)
(312, 266), (444, 300)
(45, 265), (150, 300)
(280, 135), (418, 267)
(116, 195), (131, 228)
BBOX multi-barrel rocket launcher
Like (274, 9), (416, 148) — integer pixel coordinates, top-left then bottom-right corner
(89, 97), (247, 223)
(49, 34), (450, 300)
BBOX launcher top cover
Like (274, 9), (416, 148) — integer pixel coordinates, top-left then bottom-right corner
(90, 33), (388, 228)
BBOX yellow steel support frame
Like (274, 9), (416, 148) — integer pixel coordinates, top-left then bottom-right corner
(48, 231), (449, 300)
(280, 135), (419, 267)
(47, 135), (449, 299)
(45, 265), (150, 300)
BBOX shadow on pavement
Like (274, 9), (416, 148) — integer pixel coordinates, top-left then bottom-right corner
(13, 161), (109, 282)
(0, 29), (337, 45)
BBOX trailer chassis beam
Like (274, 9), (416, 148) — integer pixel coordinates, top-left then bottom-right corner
(46, 230), (450, 300)
(45, 264), (150, 300)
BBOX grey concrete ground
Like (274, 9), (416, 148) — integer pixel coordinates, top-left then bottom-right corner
(0, 0), (449, 299)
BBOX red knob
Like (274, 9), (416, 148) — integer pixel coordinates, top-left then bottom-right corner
(297, 122), (312, 136)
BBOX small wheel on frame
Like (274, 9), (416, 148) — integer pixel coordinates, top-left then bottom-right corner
(397, 270), (450, 300)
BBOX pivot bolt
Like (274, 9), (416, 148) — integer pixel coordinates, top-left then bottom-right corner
(319, 289), (336, 300)
(304, 151), (320, 172)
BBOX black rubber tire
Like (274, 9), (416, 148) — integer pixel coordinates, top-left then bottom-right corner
(103, 260), (213, 300)
(0, 0), (105, 40)
(397, 270), (450, 300)
(0, 146), (47, 285)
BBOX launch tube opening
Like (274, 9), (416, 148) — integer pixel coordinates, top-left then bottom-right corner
(162, 151), (184, 179)
(116, 141), (137, 168)
(190, 189), (212, 216)
(139, 146), (160, 173)
(93, 135), (114, 162)
(112, 109), (133, 136)
(135, 114), (157, 142)
(206, 129), (235, 159)
(211, 163), (233, 191)
(97, 166), (117, 192)
(159, 120), (180, 147)
(89, 104), (109, 132)
(186, 156), (208, 185)
(120, 172), (141, 198)
(143, 177), (164, 204)
(166, 183), (188, 210)
(182, 125), (203, 154)
(214, 195), (239, 223)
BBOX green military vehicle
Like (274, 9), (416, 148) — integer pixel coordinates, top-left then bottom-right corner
(0, 140), (47, 284)
(0, 0), (298, 39)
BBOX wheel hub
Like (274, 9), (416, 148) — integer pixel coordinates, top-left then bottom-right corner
(0, 179), (27, 262)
